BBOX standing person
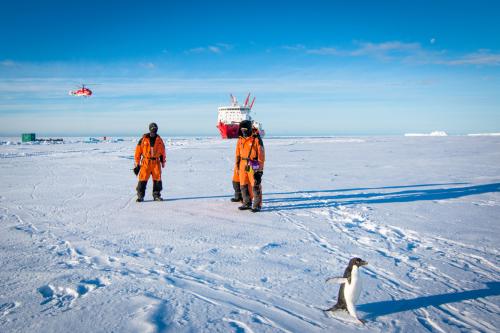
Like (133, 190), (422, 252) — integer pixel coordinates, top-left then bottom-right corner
(233, 120), (265, 212)
(133, 122), (166, 202)
(231, 123), (244, 203)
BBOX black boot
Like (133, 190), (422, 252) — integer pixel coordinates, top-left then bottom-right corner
(153, 180), (163, 201)
(252, 183), (262, 212)
(239, 184), (252, 210)
(231, 181), (242, 202)
(136, 181), (147, 202)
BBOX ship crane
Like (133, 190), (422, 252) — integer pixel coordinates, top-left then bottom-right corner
(249, 97), (256, 109)
(244, 93), (251, 107)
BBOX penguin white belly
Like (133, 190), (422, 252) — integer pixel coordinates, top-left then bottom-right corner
(343, 267), (362, 320)
(345, 278), (362, 303)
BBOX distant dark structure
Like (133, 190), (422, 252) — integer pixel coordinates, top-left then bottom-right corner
(21, 133), (63, 143)
(22, 133), (36, 142)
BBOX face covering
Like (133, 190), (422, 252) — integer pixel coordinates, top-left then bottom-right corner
(149, 124), (158, 137)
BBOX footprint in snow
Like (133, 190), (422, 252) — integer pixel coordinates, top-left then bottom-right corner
(0, 302), (20, 317)
(223, 318), (253, 333)
(260, 242), (284, 254)
(38, 284), (78, 308)
(77, 277), (110, 296)
(38, 277), (110, 308)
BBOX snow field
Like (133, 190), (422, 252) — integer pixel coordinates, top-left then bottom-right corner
(0, 136), (499, 332)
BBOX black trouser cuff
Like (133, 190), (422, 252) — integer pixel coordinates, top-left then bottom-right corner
(136, 181), (147, 198)
(233, 181), (242, 199)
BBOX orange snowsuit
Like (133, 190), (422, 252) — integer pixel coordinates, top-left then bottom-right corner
(233, 133), (265, 206)
(135, 134), (166, 181)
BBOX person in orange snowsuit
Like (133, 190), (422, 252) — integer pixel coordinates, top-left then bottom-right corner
(134, 122), (166, 202)
(232, 120), (265, 212)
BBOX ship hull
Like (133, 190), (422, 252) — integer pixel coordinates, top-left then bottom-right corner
(217, 122), (240, 139)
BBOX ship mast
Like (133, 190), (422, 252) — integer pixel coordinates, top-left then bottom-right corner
(230, 94), (238, 106)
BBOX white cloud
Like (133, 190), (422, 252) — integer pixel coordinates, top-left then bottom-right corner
(185, 43), (232, 54)
(208, 46), (221, 53)
(291, 41), (500, 66)
(282, 44), (306, 51)
(352, 41), (421, 55)
(185, 47), (206, 54)
(1, 59), (16, 67)
(304, 41), (422, 59)
(216, 43), (233, 50)
(439, 50), (500, 66)
(306, 47), (343, 55)
(139, 62), (156, 69)
(0, 72), (432, 105)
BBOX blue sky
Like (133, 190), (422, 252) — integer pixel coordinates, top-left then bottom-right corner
(1, 0), (499, 136)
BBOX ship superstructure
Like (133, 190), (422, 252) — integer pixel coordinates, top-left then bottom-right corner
(216, 93), (264, 139)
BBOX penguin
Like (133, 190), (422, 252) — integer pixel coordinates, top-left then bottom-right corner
(324, 257), (368, 323)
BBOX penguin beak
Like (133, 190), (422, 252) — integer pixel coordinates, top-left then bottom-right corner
(360, 260), (368, 266)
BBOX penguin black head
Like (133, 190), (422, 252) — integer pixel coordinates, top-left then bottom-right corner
(349, 257), (368, 268)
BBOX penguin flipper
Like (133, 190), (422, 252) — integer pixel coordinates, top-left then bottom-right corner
(326, 277), (348, 284)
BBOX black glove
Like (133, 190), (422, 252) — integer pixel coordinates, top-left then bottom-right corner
(254, 171), (263, 185)
(133, 165), (141, 176)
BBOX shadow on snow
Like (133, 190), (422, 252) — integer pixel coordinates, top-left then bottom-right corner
(358, 281), (500, 320)
(165, 182), (500, 211)
(166, 183), (466, 202)
(261, 182), (500, 212)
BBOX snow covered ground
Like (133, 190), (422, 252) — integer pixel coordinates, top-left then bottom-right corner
(1, 136), (499, 333)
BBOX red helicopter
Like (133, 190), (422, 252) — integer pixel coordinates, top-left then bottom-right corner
(69, 84), (94, 97)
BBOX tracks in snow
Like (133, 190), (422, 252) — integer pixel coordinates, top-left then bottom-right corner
(268, 185), (500, 332)
(2, 203), (332, 332)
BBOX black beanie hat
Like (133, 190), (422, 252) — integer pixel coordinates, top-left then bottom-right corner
(149, 122), (158, 132)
